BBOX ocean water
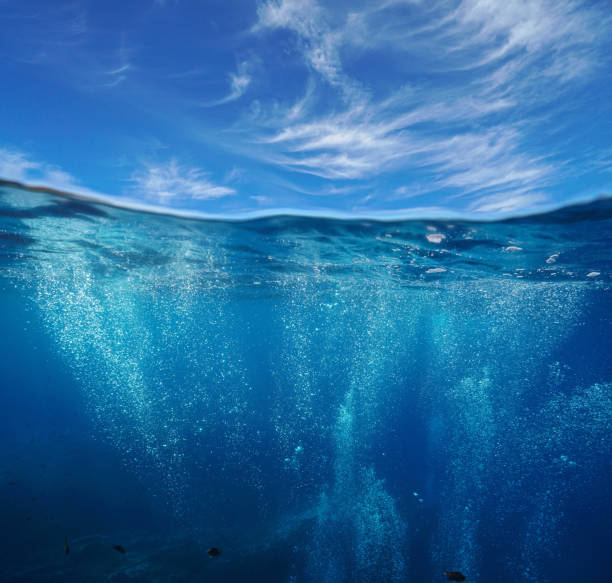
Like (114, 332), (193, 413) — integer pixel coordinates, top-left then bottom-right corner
(0, 182), (610, 583)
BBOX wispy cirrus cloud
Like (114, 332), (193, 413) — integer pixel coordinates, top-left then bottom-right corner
(100, 34), (133, 89)
(2, 0), (610, 216)
(198, 61), (253, 107)
(0, 148), (237, 209)
(342, 0), (606, 81)
(247, 0), (609, 212)
(1, 4), (135, 91)
(227, 70), (251, 101)
(130, 159), (235, 203)
(255, 0), (363, 102)
(255, 93), (521, 179)
(0, 147), (92, 194)
(467, 190), (549, 214)
(218, 61), (252, 104)
(103, 63), (132, 88)
(0, 149), (40, 182)
(0, 4), (87, 65)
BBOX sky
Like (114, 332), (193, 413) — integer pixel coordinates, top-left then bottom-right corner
(1, 0), (611, 218)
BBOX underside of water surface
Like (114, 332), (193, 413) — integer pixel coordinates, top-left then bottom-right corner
(0, 183), (610, 582)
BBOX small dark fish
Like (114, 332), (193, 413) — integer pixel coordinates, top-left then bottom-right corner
(444, 572), (466, 581)
(207, 547), (221, 557)
(64, 537), (70, 555)
(7, 482), (17, 486)
(113, 545), (126, 554)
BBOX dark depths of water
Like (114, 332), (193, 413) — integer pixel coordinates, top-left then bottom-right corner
(0, 183), (611, 582)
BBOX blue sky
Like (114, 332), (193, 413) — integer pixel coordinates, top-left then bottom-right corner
(1, 0), (611, 217)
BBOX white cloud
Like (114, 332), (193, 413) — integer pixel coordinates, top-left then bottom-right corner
(0, 149), (237, 209)
(256, 0), (362, 102)
(342, 0), (606, 79)
(253, 95), (549, 197)
(5, 6), (88, 66)
(451, 0), (600, 62)
(224, 166), (244, 183)
(4, 6), (137, 92)
(0, 149), (39, 182)
(468, 191), (549, 214)
(392, 185), (431, 200)
(103, 63), (132, 88)
(247, 0), (607, 208)
(203, 61), (253, 106)
(131, 159), (235, 202)
(225, 63), (252, 102)
(98, 33), (134, 89)
(431, 130), (552, 193)
(0, 147), (90, 194)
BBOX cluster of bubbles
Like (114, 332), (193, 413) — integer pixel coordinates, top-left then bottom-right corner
(270, 272), (412, 581)
(423, 280), (612, 582)
(2, 186), (609, 582)
(28, 209), (265, 530)
(305, 388), (407, 583)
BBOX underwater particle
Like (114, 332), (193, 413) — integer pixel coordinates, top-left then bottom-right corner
(444, 571), (466, 581)
(113, 545), (126, 554)
(426, 233), (445, 243)
(426, 267), (447, 274)
(64, 537), (70, 555)
(413, 492), (418, 497)
(294, 445), (303, 454)
(546, 253), (560, 264)
(586, 271), (600, 277)
(207, 547), (221, 557)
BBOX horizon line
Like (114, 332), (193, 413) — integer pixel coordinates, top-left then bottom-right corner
(1, 177), (610, 224)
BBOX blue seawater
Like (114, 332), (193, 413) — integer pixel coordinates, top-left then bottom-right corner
(0, 182), (610, 583)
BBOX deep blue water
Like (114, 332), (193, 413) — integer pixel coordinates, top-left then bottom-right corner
(0, 182), (610, 582)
